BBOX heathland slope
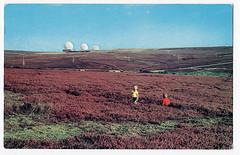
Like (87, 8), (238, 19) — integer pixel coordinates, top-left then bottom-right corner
(4, 69), (232, 149)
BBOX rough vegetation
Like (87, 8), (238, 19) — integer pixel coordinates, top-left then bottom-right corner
(4, 68), (232, 149)
(4, 47), (233, 74)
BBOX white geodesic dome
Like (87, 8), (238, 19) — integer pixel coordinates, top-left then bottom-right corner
(64, 41), (74, 51)
(92, 45), (100, 50)
(80, 43), (89, 51)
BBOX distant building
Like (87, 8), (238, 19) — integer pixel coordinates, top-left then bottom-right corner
(80, 43), (90, 52)
(63, 42), (89, 52)
(109, 70), (121, 73)
(92, 45), (100, 51)
(63, 41), (74, 52)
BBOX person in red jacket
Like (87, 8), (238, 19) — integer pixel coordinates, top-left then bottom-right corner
(162, 93), (170, 106)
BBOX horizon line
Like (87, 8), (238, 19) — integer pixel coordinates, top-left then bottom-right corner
(4, 45), (233, 53)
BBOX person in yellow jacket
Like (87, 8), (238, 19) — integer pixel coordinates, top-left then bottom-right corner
(131, 85), (139, 104)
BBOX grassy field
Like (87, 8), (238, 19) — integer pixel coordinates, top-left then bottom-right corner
(167, 71), (232, 77)
(148, 70), (232, 77)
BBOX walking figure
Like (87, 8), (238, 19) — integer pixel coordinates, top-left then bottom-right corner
(131, 85), (139, 104)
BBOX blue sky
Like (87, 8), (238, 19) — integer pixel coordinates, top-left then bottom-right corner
(4, 4), (232, 51)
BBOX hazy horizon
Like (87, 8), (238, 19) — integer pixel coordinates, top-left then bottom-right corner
(4, 45), (233, 53)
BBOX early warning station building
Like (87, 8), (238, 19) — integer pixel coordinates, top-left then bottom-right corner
(63, 41), (74, 52)
(63, 41), (100, 52)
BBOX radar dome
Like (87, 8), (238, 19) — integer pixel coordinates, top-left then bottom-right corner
(80, 43), (89, 51)
(92, 45), (100, 50)
(64, 41), (74, 51)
